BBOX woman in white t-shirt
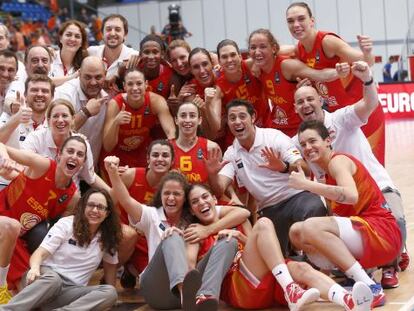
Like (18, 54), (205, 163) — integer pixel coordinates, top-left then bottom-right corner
(22, 98), (108, 191)
(51, 20), (88, 87)
(4, 188), (122, 310)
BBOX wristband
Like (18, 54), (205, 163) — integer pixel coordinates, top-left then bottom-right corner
(363, 77), (374, 86)
(81, 106), (92, 118)
(280, 161), (290, 173)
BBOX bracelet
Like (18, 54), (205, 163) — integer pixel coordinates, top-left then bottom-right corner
(280, 161), (290, 173)
(81, 106), (92, 118)
(363, 77), (374, 86)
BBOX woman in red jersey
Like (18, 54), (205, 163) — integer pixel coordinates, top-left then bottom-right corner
(285, 2), (385, 164)
(248, 28), (340, 137)
(186, 184), (373, 311)
(103, 68), (175, 168)
(0, 135), (86, 298)
(288, 120), (402, 308)
(171, 102), (220, 184)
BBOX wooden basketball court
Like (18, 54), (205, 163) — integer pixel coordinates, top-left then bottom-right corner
(110, 119), (414, 311)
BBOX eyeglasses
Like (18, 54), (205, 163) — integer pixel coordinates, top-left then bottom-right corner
(86, 202), (108, 212)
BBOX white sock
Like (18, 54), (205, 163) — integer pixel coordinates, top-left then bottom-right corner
(328, 283), (347, 307)
(345, 262), (375, 285)
(272, 263), (294, 289)
(0, 265), (9, 287)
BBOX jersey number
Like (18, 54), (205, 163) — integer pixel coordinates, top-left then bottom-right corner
(179, 156), (192, 172)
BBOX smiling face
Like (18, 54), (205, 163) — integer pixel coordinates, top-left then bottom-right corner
(26, 47), (51, 76)
(161, 180), (186, 219)
(147, 143), (173, 174)
(218, 44), (242, 75)
(0, 27), (9, 50)
(248, 33), (276, 69)
(169, 46), (190, 76)
(124, 70), (146, 102)
(49, 104), (74, 136)
(286, 5), (315, 41)
(103, 17), (126, 49)
(79, 60), (105, 99)
(190, 52), (214, 87)
(26, 81), (52, 114)
(188, 185), (217, 225)
(60, 24), (83, 53)
(57, 138), (86, 178)
(294, 86), (324, 122)
(175, 103), (201, 136)
(140, 40), (162, 70)
(84, 192), (109, 228)
(298, 128), (331, 164)
(227, 105), (256, 149)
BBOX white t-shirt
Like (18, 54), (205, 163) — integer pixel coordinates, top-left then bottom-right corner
(54, 78), (107, 164)
(21, 127), (96, 187)
(87, 44), (139, 78)
(292, 106), (395, 190)
(219, 127), (303, 210)
(41, 216), (118, 286)
(50, 51), (77, 78)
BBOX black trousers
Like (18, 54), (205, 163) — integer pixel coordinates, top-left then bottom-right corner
(257, 191), (327, 256)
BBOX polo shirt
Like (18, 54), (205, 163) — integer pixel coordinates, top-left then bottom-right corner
(87, 44), (139, 78)
(219, 127), (303, 210)
(41, 216), (118, 286)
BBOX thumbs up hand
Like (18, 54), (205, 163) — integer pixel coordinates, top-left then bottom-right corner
(115, 103), (132, 125)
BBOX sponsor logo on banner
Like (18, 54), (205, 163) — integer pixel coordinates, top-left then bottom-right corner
(378, 83), (414, 119)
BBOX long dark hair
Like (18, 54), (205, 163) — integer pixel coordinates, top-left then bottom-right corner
(73, 188), (122, 255)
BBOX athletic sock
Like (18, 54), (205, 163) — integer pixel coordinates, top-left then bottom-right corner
(272, 263), (294, 289)
(0, 265), (10, 287)
(328, 283), (347, 306)
(345, 262), (375, 285)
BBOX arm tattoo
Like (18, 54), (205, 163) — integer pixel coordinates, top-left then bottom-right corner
(334, 187), (346, 202)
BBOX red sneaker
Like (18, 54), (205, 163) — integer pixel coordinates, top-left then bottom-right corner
(381, 267), (399, 289)
(343, 281), (373, 311)
(399, 251), (410, 271)
(369, 284), (386, 308)
(284, 282), (320, 311)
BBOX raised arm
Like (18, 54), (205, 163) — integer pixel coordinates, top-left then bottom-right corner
(104, 156), (144, 223)
(102, 99), (123, 152)
(282, 58), (340, 83)
(351, 61), (379, 121)
(204, 148), (233, 199)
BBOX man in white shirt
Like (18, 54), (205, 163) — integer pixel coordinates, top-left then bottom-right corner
(293, 61), (406, 288)
(87, 14), (138, 79)
(54, 56), (108, 164)
(0, 74), (53, 189)
(0, 50), (18, 114)
(206, 99), (327, 256)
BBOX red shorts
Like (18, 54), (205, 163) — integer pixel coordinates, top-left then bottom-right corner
(7, 238), (30, 289)
(221, 253), (286, 309)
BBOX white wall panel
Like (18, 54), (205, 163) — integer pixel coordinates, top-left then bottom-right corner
(269, 0), (295, 45)
(384, 0), (408, 40)
(201, 0), (225, 50)
(180, 0), (204, 48)
(337, 0), (362, 43)
(223, 0), (248, 50)
(118, 4), (141, 49)
(245, 0), (270, 33)
(137, 1), (160, 44)
(314, 0), (338, 33)
(360, 0), (386, 40)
